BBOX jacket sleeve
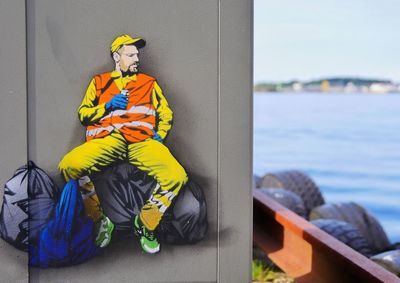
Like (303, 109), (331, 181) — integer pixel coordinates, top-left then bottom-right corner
(152, 81), (173, 140)
(77, 78), (107, 126)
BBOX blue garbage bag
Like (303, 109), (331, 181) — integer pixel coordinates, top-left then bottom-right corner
(30, 180), (100, 267)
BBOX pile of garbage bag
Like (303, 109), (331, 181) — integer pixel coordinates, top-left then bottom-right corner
(0, 161), (208, 267)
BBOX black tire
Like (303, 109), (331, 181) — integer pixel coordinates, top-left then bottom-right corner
(260, 170), (325, 214)
(370, 250), (400, 276)
(309, 202), (390, 253)
(258, 188), (307, 218)
(311, 219), (373, 257)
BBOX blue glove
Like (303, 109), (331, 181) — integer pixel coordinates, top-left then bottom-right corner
(105, 94), (128, 111)
(152, 130), (163, 143)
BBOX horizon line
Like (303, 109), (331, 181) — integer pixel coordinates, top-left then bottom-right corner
(255, 75), (399, 84)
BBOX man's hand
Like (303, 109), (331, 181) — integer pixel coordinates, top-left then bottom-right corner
(152, 130), (163, 143)
(105, 94), (128, 111)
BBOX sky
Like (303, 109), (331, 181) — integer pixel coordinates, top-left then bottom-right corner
(254, 0), (400, 83)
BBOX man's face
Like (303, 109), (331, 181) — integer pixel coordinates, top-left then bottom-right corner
(117, 45), (140, 74)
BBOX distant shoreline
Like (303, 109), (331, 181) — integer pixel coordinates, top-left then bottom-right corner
(254, 91), (400, 94)
(254, 77), (400, 94)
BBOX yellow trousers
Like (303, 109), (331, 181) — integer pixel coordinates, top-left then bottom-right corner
(58, 131), (188, 230)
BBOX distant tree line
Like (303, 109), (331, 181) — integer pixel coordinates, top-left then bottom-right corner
(254, 77), (395, 92)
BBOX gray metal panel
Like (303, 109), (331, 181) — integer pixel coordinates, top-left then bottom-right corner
(0, 0), (29, 282)
(218, 0), (253, 282)
(0, 0), (255, 282)
(27, 0), (220, 282)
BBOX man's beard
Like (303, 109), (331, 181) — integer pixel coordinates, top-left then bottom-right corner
(121, 69), (137, 77)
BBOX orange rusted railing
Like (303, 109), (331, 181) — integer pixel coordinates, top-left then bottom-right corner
(253, 189), (400, 283)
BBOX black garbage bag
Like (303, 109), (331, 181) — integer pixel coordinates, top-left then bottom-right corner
(159, 180), (208, 244)
(92, 162), (157, 231)
(29, 180), (100, 267)
(92, 162), (208, 244)
(0, 161), (61, 251)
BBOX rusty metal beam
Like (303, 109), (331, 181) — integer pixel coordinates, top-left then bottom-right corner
(253, 189), (400, 283)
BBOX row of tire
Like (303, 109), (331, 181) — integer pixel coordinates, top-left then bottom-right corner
(253, 170), (400, 277)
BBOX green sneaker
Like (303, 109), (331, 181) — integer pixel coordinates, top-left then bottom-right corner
(95, 215), (114, 248)
(133, 215), (160, 254)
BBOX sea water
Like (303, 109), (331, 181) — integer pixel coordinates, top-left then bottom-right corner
(253, 92), (400, 243)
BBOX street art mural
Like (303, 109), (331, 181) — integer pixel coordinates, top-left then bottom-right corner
(0, 35), (208, 268)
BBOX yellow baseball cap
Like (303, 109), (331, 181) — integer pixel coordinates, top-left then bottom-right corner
(110, 34), (146, 53)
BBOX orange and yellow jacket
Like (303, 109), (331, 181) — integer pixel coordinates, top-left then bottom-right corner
(78, 71), (173, 143)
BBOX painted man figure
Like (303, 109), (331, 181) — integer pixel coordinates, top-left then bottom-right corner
(58, 35), (188, 254)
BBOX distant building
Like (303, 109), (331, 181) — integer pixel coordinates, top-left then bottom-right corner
(369, 83), (392, 93)
(344, 82), (358, 93)
(321, 80), (330, 92)
(361, 86), (369, 93)
(292, 82), (303, 92)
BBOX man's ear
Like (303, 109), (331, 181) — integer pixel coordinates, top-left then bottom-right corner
(113, 52), (120, 62)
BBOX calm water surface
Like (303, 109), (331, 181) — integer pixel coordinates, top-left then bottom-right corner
(253, 92), (400, 243)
